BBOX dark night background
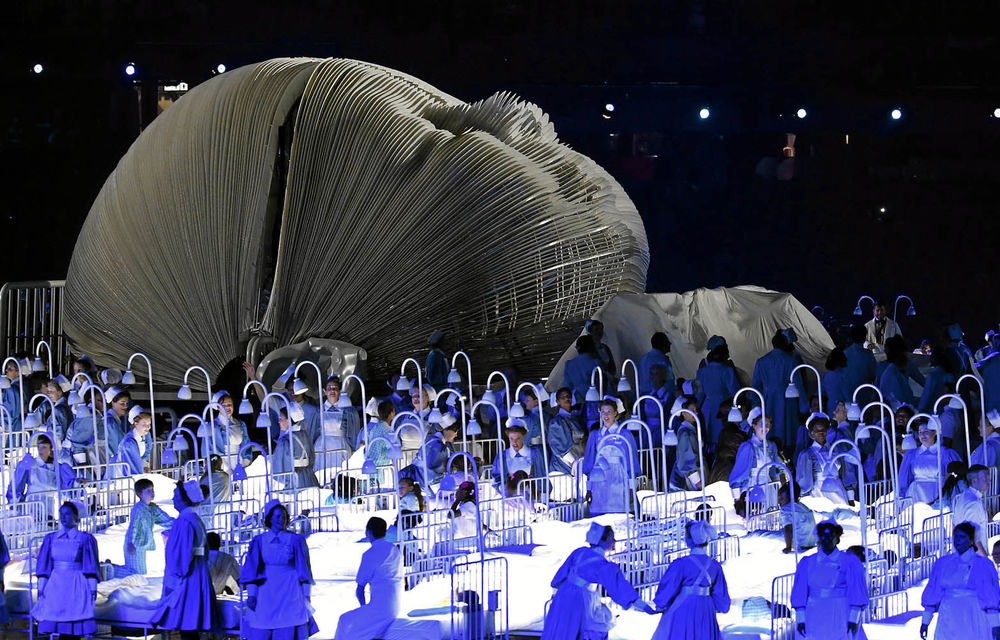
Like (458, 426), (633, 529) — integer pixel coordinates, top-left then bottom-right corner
(2, 1), (999, 351)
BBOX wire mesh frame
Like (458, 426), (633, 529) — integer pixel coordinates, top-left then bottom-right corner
(0, 281), (68, 371)
(450, 555), (509, 640)
(770, 572), (796, 640)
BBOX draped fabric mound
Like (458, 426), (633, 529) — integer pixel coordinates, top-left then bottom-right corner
(64, 58), (648, 384)
(547, 287), (836, 388)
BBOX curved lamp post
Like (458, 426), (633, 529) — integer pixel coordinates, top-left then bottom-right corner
(853, 295), (875, 317)
(893, 295), (916, 322)
(124, 352), (157, 440)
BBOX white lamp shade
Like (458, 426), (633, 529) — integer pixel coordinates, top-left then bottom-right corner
(585, 386), (600, 403)
(948, 396), (963, 410)
(388, 444), (403, 461)
(438, 474), (457, 492)
(238, 398), (254, 415)
(855, 426), (871, 440)
(846, 402), (861, 421)
(663, 429), (678, 447)
(466, 419), (482, 436)
(481, 390), (496, 405)
(177, 384), (192, 400)
(853, 306), (862, 316)
(361, 459), (376, 475)
(160, 449), (177, 466)
(170, 437), (189, 452)
(0, 377), (9, 390)
(901, 434), (917, 451)
(121, 370), (136, 385)
(24, 414), (41, 430)
(784, 383), (799, 399)
(427, 408), (444, 424)
(617, 378), (632, 393)
(509, 402), (525, 419)
(727, 406), (742, 423)
(256, 412), (271, 429)
(396, 376), (410, 392)
(906, 306), (916, 317)
(196, 422), (211, 437)
(31, 358), (45, 373)
(447, 368), (461, 384)
(292, 379), (309, 395)
(337, 393), (352, 409)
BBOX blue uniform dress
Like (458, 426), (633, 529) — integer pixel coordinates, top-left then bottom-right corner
(795, 442), (849, 504)
(642, 383), (674, 448)
(651, 549), (731, 640)
(545, 413), (575, 474)
(971, 432), (1000, 468)
(64, 415), (97, 466)
(542, 546), (639, 640)
(751, 348), (807, 447)
(978, 352), (1000, 412)
(112, 429), (150, 476)
(564, 353), (603, 399)
(898, 443), (962, 504)
(401, 431), (453, 486)
(424, 348), (448, 389)
(790, 548), (869, 640)
(918, 367), (955, 415)
(35, 398), (73, 442)
(638, 348), (673, 396)
(122, 501), (175, 575)
(272, 430), (318, 489)
(105, 409), (128, 456)
(878, 363), (916, 409)
(670, 421), (702, 491)
(241, 529), (318, 640)
(7, 453), (78, 515)
(585, 425), (639, 515)
(491, 445), (547, 496)
(152, 507), (218, 631)
(922, 547), (1000, 640)
(821, 369), (850, 417)
(697, 362), (739, 446)
(728, 435), (781, 492)
(842, 343), (877, 403)
(1, 382), (22, 433)
(309, 401), (359, 474)
(33, 527), (100, 635)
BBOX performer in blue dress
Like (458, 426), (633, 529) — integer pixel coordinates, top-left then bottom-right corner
(33, 501), (100, 638)
(242, 500), (318, 640)
(898, 417), (961, 505)
(152, 480), (217, 639)
(921, 521), (1000, 640)
(650, 520), (731, 639)
(542, 523), (652, 640)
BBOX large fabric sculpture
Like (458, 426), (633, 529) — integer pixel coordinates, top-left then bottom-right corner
(64, 58), (648, 383)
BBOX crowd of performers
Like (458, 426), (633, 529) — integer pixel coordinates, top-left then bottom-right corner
(0, 305), (999, 638)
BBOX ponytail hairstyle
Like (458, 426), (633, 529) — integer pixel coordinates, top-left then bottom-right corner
(400, 477), (426, 512)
